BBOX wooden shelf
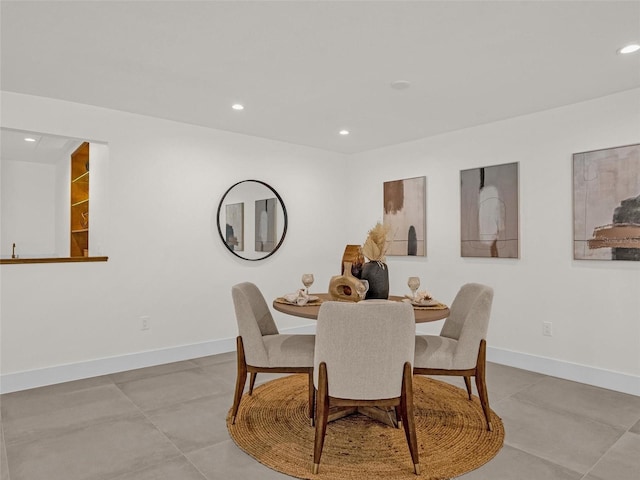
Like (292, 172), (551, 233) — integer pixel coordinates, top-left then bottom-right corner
(71, 199), (89, 207)
(71, 228), (89, 234)
(72, 171), (89, 183)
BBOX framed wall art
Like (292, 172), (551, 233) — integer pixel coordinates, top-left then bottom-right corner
(460, 162), (519, 258)
(255, 197), (277, 252)
(573, 144), (640, 261)
(383, 176), (426, 256)
(225, 202), (244, 252)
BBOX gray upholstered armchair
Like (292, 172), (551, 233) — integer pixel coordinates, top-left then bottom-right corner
(230, 282), (315, 424)
(313, 300), (420, 475)
(413, 283), (494, 431)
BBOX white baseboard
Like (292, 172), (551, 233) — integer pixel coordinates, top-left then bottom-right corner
(2, 327), (637, 397)
(0, 325), (316, 394)
(487, 346), (640, 397)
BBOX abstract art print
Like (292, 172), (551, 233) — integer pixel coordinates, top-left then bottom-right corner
(225, 203), (244, 252)
(383, 176), (426, 256)
(460, 162), (519, 258)
(255, 197), (277, 252)
(573, 144), (640, 261)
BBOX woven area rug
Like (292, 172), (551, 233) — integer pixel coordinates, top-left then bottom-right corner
(227, 374), (504, 480)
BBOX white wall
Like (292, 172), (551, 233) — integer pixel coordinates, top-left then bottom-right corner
(0, 92), (351, 389)
(0, 160), (56, 258)
(351, 88), (640, 387)
(1, 89), (639, 395)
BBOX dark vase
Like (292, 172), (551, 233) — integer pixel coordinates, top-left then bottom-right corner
(361, 261), (389, 299)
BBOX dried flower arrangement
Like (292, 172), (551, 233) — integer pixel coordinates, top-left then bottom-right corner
(362, 222), (391, 264)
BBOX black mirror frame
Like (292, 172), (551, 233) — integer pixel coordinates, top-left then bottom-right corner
(216, 179), (288, 261)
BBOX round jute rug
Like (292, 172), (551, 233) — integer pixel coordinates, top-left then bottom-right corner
(227, 374), (504, 480)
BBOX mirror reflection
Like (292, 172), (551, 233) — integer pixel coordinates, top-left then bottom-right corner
(217, 180), (287, 261)
(0, 128), (108, 262)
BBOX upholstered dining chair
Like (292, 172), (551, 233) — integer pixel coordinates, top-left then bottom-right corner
(313, 301), (420, 475)
(230, 282), (315, 425)
(413, 283), (494, 431)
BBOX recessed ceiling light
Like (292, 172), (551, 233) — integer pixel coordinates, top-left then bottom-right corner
(390, 80), (411, 90)
(232, 104), (244, 111)
(24, 137), (36, 142)
(618, 43), (640, 54)
(339, 130), (350, 136)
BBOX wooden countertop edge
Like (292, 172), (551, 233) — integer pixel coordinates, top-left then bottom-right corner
(0, 256), (109, 265)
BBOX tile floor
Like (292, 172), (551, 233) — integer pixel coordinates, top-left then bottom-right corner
(1, 353), (639, 480)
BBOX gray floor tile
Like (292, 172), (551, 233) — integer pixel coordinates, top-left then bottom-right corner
(583, 432), (640, 480)
(0, 353), (637, 480)
(186, 440), (293, 480)
(456, 444), (582, 480)
(513, 376), (640, 429)
(116, 368), (227, 411)
(147, 392), (232, 453)
(496, 396), (624, 474)
(190, 352), (236, 367)
(110, 456), (208, 480)
(1, 425), (9, 480)
(1, 384), (139, 445)
(5, 415), (180, 480)
(109, 360), (200, 384)
(198, 361), (239, 390)
(484, 362), (546, 403)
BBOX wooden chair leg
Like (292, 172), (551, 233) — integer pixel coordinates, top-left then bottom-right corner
(394, 405), (402, 428)
(308, 369), (316, 426)
(463, 376), (473, 400)
(401, 362), (420, 475)
(231, 337), (248, 425)
(312, 363), (330, 474)
(248, 372), (257, 395)
(475, 340), (492, 431)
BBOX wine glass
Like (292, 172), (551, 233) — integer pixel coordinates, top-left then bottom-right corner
(301, 274), (314, 294)
(407, 276), (420, 300)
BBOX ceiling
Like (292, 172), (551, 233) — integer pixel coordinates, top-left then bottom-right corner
(1, 1), (639, 154)
(0, 128), (84, 165)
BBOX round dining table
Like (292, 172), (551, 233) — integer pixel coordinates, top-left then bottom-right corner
(273, 293), (450, 322)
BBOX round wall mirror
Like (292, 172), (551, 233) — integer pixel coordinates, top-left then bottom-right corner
(217, 180), (288, 261)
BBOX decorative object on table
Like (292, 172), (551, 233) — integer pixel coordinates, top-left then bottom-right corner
(227, 374), (504, 480)
(225, 202), (244, 252)
(460, 162), (519, 258)
(361, 222), (390, 299)
(301, 273), (314, 294)
(384, 176), (426, 256)
(255, 197), (277, 252)
(340, 244), (365, 277)
(328, 262), (368, 302)
(405, 290), (438, 307)
(280, 289), (320, 306)
(407, 276), (420, 300)
(573, 144), (640, 261)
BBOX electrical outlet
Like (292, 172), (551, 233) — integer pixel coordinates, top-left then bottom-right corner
(141, 316), (151, 331)
(543, 321), (553, 336)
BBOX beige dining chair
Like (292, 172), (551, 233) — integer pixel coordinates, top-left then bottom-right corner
(313, 301), (420, 475)
(230, 282), (315, 425)
(413, 283), (494, 431)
